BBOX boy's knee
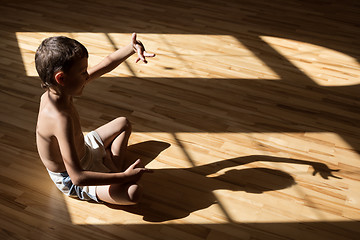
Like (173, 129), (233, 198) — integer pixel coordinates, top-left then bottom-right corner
(106, 183), (142, 205)
(116, 117), (131, 132)
(128, 184), (143, 204)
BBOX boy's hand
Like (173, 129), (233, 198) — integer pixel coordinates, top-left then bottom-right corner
(124, 159), (153, 182)
(132, 33), (155, 64)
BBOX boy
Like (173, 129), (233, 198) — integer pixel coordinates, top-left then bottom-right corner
(35, 33), (155, 205)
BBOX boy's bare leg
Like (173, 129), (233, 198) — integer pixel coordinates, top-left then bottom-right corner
(95, 117), (132, 172)
(96, 183), (143, 205)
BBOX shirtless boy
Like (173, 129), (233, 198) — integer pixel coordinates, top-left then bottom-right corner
(35, 33), (155, 205)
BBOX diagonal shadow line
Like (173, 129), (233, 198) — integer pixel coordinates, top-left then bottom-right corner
(104, 33), (136, 76)
(170, 132), (235, 223)
(171, 132), (196, 167)
(239, 35), (317, 86)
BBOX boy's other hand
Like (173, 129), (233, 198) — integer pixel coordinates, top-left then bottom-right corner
(124, 159), (153, 182)
(132, 33), (156, 64)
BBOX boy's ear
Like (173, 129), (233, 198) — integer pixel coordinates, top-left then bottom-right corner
(54, 71), (65, 86)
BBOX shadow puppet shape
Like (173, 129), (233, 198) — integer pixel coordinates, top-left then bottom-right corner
(109, 154), (339, 222)
(125, 140), (171, 166)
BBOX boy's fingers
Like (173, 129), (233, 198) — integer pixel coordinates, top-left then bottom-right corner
(131, 34), (154, 63)
(130, 159), (141, 168)
(132, 33), (137, 44)
(137, 47), (146, 62)
(144, 52), (155, 57)
(136, 53), (147, 64)
(135, 55), (147, 63)
(135, 50), (154, 63)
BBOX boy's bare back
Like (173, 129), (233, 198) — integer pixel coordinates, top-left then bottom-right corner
(36, 91), (85, 173)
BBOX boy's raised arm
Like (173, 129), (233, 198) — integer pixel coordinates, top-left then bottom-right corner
(87, 33), (155, 82)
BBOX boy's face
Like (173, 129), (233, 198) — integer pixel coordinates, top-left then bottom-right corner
(63, 57), (89, 96)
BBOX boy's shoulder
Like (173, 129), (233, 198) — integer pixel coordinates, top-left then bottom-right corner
(39, 92), (68, 118)
(37, 91), (74, 136)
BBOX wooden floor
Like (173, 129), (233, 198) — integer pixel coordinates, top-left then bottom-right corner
(1, 0), (360, 239)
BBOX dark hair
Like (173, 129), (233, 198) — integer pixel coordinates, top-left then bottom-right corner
(35, 36), (88, 89)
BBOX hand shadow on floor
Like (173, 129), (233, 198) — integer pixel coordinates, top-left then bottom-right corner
(107, 145), (340, 222)
(124, 140), (171, 168)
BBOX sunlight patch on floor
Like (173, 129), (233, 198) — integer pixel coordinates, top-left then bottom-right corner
(16, 32), (280, 80)
(261, 36), (360, 86)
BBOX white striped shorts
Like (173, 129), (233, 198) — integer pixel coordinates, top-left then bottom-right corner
(47, 131), (111, 202)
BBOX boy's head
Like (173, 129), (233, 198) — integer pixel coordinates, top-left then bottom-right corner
(35, 36), (88, 91)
